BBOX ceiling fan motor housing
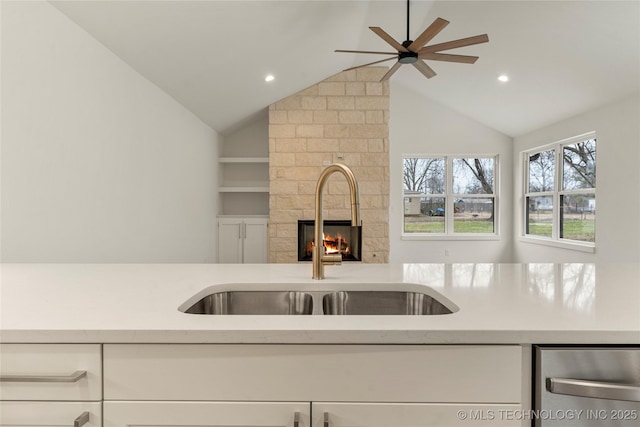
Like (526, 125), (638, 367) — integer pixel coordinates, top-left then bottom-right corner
(398, 40), (418, 64)
(398, 50), (418, 64)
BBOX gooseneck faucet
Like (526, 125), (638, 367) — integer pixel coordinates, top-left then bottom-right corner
(313, 163), (361, 279)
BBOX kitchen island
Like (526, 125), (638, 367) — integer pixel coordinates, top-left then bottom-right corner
(1, 263), (639, 427)
(1, 263), (638, 344)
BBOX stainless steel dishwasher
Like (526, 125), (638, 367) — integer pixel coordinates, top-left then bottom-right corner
(534, 346), (640, 426)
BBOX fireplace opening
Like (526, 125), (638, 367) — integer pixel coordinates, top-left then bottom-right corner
(298, 220), (362, 262)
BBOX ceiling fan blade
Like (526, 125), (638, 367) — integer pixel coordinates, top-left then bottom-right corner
(380, 62), (403, 81)
(335, 49), (398, 55)
(369, 27), (408, 52)
(419, 52), (479, 64)
(407, 17), (449, 52)
(343, 56), (397, 72)
(420, 34), (489, 54)
(412, 60), (437, 79)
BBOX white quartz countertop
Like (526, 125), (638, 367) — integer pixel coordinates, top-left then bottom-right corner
(1, 263), (639, 344)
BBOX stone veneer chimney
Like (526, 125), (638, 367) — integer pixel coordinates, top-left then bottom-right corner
(268, 67), (390, 263)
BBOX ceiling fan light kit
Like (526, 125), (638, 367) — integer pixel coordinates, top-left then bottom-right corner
(398, 50), (418, 64)
(336, 0), (489, 81)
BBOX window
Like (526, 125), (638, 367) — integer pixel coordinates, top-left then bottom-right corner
(402, 155), (498, 238)
(524, 133), (596, 248)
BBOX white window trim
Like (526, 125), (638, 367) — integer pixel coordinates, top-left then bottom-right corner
(522, 131), (596, 251)
(401, 154), (500, 240)
(519, 235), (596, 253)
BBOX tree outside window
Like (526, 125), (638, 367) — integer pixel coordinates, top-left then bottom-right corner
(403, 155), (497, 236)
(524, 134), (596, 244)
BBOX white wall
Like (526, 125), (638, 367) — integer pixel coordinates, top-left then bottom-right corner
(389, 83), (514, 263)
(512, 94), (640, 262)
(1, 1), (219, 263)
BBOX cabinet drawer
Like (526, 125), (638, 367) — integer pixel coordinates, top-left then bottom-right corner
(0, 401), (101, 427)
(105, 344), (521, 403)
(314, 402), (523, 427)
(0, 344), (101, 401)
(104, 401), (308, 427)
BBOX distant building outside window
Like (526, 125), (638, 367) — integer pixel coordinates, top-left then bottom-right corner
(523, 132), (596, 247)
(402, 155), (498, 238)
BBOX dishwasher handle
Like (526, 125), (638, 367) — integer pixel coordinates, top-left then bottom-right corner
(547, 377), (640, 402)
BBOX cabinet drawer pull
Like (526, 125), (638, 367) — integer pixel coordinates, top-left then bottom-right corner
(293, 411), (300, 427)
(0, 370), (87, 383)
(323, 412), (329, 427)
(547, 377), (640, 402)
(74, 411), (90, 427)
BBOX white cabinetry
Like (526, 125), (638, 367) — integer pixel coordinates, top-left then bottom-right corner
(217, 115), (269, 261)
(0, 344), (102, 427)
(1, 402), (101, 427)
(104, 344), (523, 426)
(104, 402), (308, 427)
(217, 217), (268, 263)
(313, 403), (519, 426)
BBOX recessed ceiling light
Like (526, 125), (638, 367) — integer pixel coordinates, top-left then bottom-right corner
(498, 74), (509, 83)
(265, 75), (275, 82)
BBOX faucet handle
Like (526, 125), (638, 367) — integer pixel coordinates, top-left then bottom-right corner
(321, 253), (342, 265)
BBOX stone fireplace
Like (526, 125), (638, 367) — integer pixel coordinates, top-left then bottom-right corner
(268, 67), (390, 263)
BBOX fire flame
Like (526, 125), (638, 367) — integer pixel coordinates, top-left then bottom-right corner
(307, 233), (351, 255)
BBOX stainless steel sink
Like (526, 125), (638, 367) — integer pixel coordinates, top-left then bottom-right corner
(179, 284), (458, 316)
(322, 291), (453, 315)
(184, 291), (313, 315)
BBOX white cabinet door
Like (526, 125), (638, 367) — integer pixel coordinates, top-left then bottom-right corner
(104, 402), (309, 427)
(0, 344), (102, 401)
(243, 219), (268, 263)
(104, 344), (520, 403)
(1, 402), (101, 427)
(218, 219), (243, 263)
(314, 403), (522, 427)
(218, 218), (267, 263)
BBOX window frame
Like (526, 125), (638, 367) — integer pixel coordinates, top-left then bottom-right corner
(401, 154), (500, 241)
(521, 132), (596, 252)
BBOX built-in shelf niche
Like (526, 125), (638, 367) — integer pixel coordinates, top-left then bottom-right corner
(218, 112), (269, 216)
(220, 159), (269, 191)
(219, 192), (270, 216)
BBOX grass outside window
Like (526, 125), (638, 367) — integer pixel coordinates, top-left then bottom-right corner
(523, 133), (596, 247)
(403, 155), (498, 237)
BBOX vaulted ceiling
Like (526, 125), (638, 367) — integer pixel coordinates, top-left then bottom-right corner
(51, 1), (640, 137)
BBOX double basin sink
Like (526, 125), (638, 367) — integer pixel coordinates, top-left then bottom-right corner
(179, 284), (458, 316)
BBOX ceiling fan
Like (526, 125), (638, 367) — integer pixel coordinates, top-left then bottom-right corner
(336, 0), (489, 81)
